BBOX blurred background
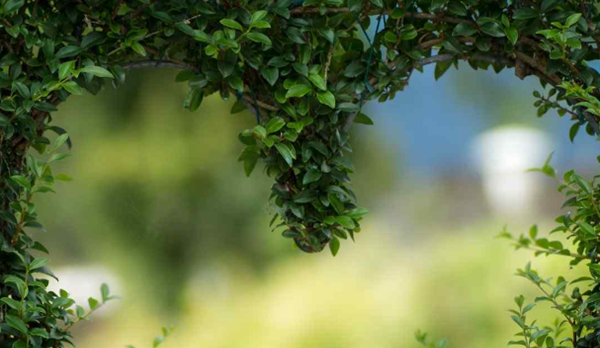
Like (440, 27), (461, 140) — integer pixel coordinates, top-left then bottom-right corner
(35, 60), (598, 348)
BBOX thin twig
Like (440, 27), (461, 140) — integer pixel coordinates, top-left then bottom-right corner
(290, 7), (473, 25)
(235, 89), (279, 112)
(419, 36), (476, 50)
(323, 45), (334, 83)
(539, 95), (578, 118)
(131, 0), (159, 19)
(121, 60), (199, 72)
(526, 246), (590, 260)
(514, 51), (562, 85)
(415, 53), (512, 68)
(121, 60), (280, 111)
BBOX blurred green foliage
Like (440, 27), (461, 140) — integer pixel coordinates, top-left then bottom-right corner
(37, 69), (399, 309)
(30, 70), (571, 348)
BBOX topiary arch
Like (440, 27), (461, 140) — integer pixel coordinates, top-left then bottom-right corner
(1, 0), (600, 346)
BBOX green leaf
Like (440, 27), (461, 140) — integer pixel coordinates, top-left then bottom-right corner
(338, 103), (360, 112)
(286, 27), (306, 44)
(100, 283), (110, 302)
(75, 305), (85, 318)
(205, 45), (218, 57)
(175, 22), (197, 36)
(54, 133), (70, 149)
(220, 19), (243, 31)
(329, 237), (340, 256)
(335, 216), (355, 229)
(246, 32), (272, 45)
(251, 20), (271, 29)
(130, 42), (147, 56)
(511, 315), (525, 328)
(347, 207), (369, 219)
(550, 49), (564, 60)
(303, 169), (322, 185)
(88, 297), (100, 310)
(275, 143), (295, 166)
(400, 24), (419, 41)
(30, 328), (49, 338)
(294, 190), (316, 203)
(59, 61), (76, 80)
(49, 153), (71, 163)
(318, 27), (335, 44)
(286, 84), (312, 98)
(442, 36), (464, 54)
(566, 38), (582, 49)
(194, 30), (212, 44)
(5, 276), (27, 298)
(505, 26), (519, 45)
(261, 67), (279, 86)
(317, 91), (336, 108)
(6, 314), (27, 335)
(309, 141), (330, 157)
(347, 0), (362, 12)
(10, 175), (31, 190)
(452, 23), (477, 37)
(154, 337), (166, 348)
(541, 0), (558, 13)
(344, 61), (365, 78)
(435, 60), (452, 80)
(328, 193), (345, 215)
(253, 125), (267, 139)
(501, 15), (510, 28)
(354, 113), (374, 125)
(257, 135), (274, 148)
(513, 8), (539, 20)
(308, 73), (327, 91)
(284, 129), (298, 142)
(569, 123), (580, 142)
(244, 155), (258, 177)
(4, 0), (24, 14)
(250, 10), (268, 25)
(384, 31), (398, 43)
(55, 46), (82, 59)
(430, 0), (447, 12)
(12, 342), (27, 348)
(565, 13), (582, 27)
(266, 117), (286, 134)
(186, 89), (204, 112)
(12, 82), (30, 99)
(578, 221), (596, 237)
(29, 258), (48, 271)
(79, 66), (115, 78)
(528, 225), (538, 240)
(1, 297), (21, 311)
(447, 1), (467, 16)
(63, 81), (84, 95)
(480, 21), (506, 37)
(263, 136), (275, 147)
(25, 222), (47, 233)
(226, 76), (243, 92)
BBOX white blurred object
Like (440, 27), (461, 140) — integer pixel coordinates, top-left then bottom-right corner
(472, 126), (551, 219)
(47, 266), (121, 317)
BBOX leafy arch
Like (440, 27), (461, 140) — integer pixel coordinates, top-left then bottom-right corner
(1, 0), (600, 347)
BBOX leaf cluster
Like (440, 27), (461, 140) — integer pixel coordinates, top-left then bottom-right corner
(2, 0), (600, 346)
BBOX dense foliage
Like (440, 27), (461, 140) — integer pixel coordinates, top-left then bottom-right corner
(1, 0), (600, 346)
